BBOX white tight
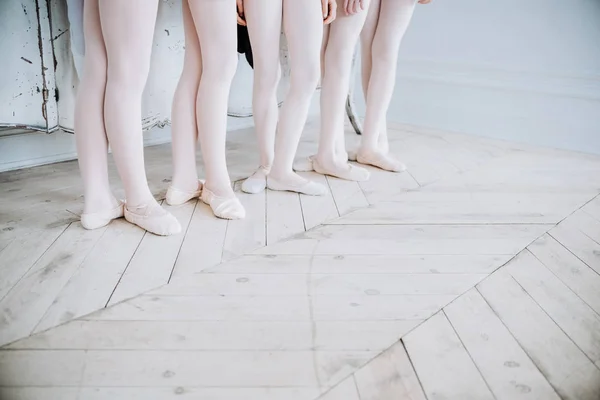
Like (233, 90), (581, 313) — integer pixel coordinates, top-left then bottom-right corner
(75, 0), (159, 212)
(359, 0), (417, 152)
(244, 0), (323, 183)
(170, 0), (238, 197)
(318, 0), (371, 167)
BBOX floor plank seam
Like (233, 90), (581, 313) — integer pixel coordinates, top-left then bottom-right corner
(0, 222), (71, 304)
(472, 284), (561, 400)
(506, 269), (600, 370)
(104, 230), (147, 308)
(167, 200), (199, 284)
(525, 248), (600, 319)
(547, 232), (600, 279)
(30, 224), (113, 336)
(324, 176), (341, 218)
(401, 338), (428, 400)
(442, 309), (499, 400)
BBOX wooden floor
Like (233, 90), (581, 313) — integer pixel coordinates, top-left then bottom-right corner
(1, 122), (600, 399)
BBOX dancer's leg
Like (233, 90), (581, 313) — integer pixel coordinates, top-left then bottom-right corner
(315, 0), (371, 181)
(75, 0), (121, 229)
(357, 0), (416, 171)
(189, 0), (245, 219)
(266, 0), (325, 196)
(100, 0), (180, 235)
(241, 0), (283, 194)
(359, 0), (388, 154)
(168, 0), (203, 205)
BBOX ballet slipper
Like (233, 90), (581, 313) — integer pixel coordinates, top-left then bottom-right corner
(267, 175), (327, 196)
(293, 156), (315, 172)
(166, 180), (203, 206)
(357, 148), (406, 172)
(124, 202), (182, 236)
(80, 200), (125, 230)
(201, 187), (246, 220)
(313, 158), (370, 182)
(241, 166), (270, 194)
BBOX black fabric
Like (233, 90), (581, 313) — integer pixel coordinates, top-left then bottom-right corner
(237, 25), (254, 69)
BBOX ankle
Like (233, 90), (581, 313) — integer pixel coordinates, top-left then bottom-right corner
(170, 177), (200, 193)
(83, 193), (119, 215)
(204, 181), (234, 198)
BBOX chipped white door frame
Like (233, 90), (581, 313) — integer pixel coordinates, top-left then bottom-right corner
(0, 0), (57, 136)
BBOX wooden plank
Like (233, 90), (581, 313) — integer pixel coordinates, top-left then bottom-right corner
(507, 251), (600, 365)
(0, 388), (79, 400)
(0, 349), (86, 386)
(310, 254), (509, 275)
(312, 294), (455, 321)
(326, 176), (368, 216)
(0, 223), (105, 346)
(221, 187), (266, 262)
(298, 171), (339, 230)
(581, 196), (600, 221)
(77, 387), (321, 400)
(151, 273), (308, 296)
(550, 221), (600, 274)
(89, 295), (311, 321)
(108, 201), (196, 305)
(171, 201), (228, 277)
(152, 273), (485, 296)
(310, 273), (485, 296)
(69, 350), (369, 388)
(403, 311), (495, 400)
(314, 320), (420, 351)
(13, 320), (313, 351)
(478, 269), (600, 400)
(564, 209), (600, 243)
(33, 219), (145, 333)
(201, 255), (313, 274)
(358, 166), (420, 203)
(445, 289), (560, 400)
(0, 224), (67, 300)
(318, 376), (360, 400)
(203, 254), (509, 275)
(354, 341), (426, 400)
(258, 224), (550, 256)
(266, 189), (304, 245)
(331, 195), (585, 225)
(528, 234), (600, 315)
(11, 319), (416, 352)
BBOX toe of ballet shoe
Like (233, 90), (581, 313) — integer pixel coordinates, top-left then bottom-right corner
(201, 189), (246, 220)
(357, 151), (406, 173)
(80, 201), (125, 230)
(313, 159), (370, 182)
(267, 177), (326, 196)
(124, 207), (182, 236)
(241, 178), (266, 194)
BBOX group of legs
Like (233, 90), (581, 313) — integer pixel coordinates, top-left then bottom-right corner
(242, 0), (424, 191)
(73, 0), (426, 236)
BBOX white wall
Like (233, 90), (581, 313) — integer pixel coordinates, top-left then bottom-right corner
(354, 0), (600, 154)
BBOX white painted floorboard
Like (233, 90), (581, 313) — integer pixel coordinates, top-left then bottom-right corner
(2, 125), (600, 399)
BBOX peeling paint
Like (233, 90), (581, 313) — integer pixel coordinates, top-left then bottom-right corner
(34, 0), (50, 126)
